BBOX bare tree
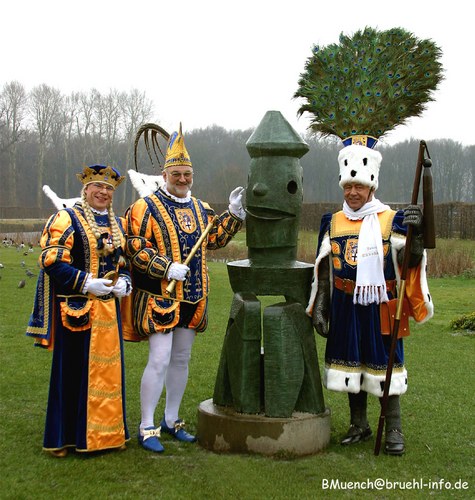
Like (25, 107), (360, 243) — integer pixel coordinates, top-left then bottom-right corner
(100, 89), (123, 162)
(48, 92), (81, 197)
(62, 93), (81, 196)
(1, 79), (473, 217)
(119, 89), (154, 208)
(0, 81), (28, 205)
(430, 140), (466, 203)
(29, 83), (63, 207)
(301, 135), (341, 203)
(76, 89), (100, 162)
(121, 88), (154, 165)
(465, 145), (475, 203)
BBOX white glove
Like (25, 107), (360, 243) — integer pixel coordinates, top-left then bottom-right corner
(84, 277), (113, 296)
(228, 186), (246, 220)
(167, 263), (190, 281)
(112, 277), (132, 298)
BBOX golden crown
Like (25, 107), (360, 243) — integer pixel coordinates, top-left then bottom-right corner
(76, 164), (125, 189)
(164, 124), (192, 169)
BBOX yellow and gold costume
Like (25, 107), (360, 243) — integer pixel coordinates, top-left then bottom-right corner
(122, 189), (242, 339)
(27, 203), (130, 453)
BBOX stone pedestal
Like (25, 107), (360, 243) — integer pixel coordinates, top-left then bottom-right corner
(197, 399), (331, 457)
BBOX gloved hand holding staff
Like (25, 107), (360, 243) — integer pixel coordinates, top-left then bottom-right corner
(165, 216), (219, 294)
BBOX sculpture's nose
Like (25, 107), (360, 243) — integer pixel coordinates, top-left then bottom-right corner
(252, 183), (268, 197)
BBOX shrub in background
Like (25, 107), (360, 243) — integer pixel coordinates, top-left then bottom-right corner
(450, 312), (475, 332)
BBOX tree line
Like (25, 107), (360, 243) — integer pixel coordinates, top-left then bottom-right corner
(1, 81), (473, 217)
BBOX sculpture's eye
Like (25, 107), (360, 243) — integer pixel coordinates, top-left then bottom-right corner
(287, 180), (298, 194)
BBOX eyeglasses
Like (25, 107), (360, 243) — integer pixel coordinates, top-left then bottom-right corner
(169, 171), (193, 180)
(91, 182), (114, 191)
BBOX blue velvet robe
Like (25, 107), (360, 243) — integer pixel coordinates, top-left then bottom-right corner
(27, 204), (130, 452)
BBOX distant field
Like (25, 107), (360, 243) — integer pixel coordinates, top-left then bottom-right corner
(1, 224), (474, 278)
(204, 231), (474, 278)
(0, 219), (46, 234)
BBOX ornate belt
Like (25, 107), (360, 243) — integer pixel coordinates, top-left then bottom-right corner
(334, 276), (396, 295)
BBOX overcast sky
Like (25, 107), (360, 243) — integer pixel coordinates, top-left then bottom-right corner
(3, 0), (473, 146)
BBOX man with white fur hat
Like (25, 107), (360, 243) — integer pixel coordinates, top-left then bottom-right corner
(295, 26), (441, 455)
(306, 138), (433, 455)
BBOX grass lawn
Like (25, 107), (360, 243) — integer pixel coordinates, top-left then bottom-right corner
(0, 245), (474, 499)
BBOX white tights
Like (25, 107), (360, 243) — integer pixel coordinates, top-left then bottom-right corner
(140, 327), (195, 430)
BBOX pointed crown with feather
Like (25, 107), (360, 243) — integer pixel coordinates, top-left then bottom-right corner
(76, 164), (125, 189)
(164, 123), (192, 169)
(295, 27), (443, 190)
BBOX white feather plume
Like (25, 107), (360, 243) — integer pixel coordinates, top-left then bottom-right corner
(128, 170), (164, 198)
(43, 185), (81, 210)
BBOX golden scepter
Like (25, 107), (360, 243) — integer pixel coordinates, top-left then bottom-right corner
(165, 216), (218, 295)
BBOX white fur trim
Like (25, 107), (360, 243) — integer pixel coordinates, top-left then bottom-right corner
(417, 250), (434, 322)
(128, 170), (165, 198)
(43, 185), (80, 210)
(305, 234), (331, 315)
(338, 145), (382, 190)
(390, 232), (406, 252)
(390, 234), (404, 284)
(361, 369), (408, 397)
(324, 368), (362, 393)
(389, 233), (434, 323)
(324, 366), (408, 396)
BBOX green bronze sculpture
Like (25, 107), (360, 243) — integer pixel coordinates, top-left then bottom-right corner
(213, 111), (326, 418)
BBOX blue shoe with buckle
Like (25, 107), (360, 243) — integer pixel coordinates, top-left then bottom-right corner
(138, 426), (165, 453)
(160, 418), (197, 443)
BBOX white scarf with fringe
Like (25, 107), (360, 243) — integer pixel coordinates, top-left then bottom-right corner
(343, 198), (391, 305)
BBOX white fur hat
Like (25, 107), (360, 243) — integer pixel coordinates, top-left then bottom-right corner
(338, 144), (382, 190)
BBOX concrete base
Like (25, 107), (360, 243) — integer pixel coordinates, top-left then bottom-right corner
(197, 399), (331, 457)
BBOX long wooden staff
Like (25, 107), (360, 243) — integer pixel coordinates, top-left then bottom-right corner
(165, 216), (218, 295)
(374, 140), (434, 455)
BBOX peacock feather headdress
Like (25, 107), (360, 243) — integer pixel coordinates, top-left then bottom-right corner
(294, 27), (444, 145)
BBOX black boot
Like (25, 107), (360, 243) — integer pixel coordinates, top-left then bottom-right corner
(382, 395), (405, 455)
(341, 392), (372, 445)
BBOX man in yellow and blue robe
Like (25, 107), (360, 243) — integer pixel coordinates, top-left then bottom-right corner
(122, 125), (245, 453)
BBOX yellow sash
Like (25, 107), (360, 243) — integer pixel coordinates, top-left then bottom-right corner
(84, 299), (126, 450)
